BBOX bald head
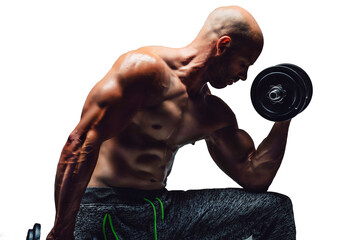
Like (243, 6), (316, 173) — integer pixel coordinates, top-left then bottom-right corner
(197, 6), (263, 49)
(189, 6), (264, 89)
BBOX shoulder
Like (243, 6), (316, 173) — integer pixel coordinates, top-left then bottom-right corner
(83, 49), (169, 114)
(111, 48), (170, 103)
(116, 48), (169, 87)
(98, 49), (170, 104)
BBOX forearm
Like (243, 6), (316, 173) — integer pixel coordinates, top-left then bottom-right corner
(250, 120), (291, 188)
(54, 161), (97, 230)
(206, 120), (291, 192)
(52, 132), (100, 237)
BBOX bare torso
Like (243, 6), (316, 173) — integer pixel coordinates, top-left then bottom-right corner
(47, 7), (293, 239)
(87, 46), (233, 189)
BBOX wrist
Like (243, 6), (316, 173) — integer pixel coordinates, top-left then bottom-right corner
(276, 119), (291, 124)
(274, 119), (291, 128)
(47, 228), (75, 240)
(51, 220), (76, 239)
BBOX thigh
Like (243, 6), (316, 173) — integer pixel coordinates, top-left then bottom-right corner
(162, 188), (294, 240)
(74, 188), (295, 240)
(75, 202), (157, 240)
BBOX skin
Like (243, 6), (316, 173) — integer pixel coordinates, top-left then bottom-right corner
(47, 6), (291, 240)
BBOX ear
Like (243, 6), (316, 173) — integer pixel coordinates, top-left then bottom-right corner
(216, 36), (232, 55)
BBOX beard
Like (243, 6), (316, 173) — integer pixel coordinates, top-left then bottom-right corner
(206, 59), (231, 89)
(209, 76), (228, 89)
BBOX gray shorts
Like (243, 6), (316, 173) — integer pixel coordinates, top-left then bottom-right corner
(74, 187), (296, 240)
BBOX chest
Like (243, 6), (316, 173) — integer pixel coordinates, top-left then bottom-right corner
(131, 79), (216, 145)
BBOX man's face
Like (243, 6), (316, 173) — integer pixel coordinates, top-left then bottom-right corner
(207, 42), (262, 89)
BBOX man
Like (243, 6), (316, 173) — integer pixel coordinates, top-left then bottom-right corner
(47, 6), (296, 240)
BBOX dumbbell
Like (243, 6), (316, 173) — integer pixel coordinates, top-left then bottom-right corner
(26, 223), (41, 240)
(26, 223), (100, 240)
(250, 63), (313, 121)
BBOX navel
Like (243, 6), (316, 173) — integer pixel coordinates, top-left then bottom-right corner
(152, 124), (162, 130)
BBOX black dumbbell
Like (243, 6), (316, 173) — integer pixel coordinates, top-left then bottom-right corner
(250, 63), (313, 121)
(26, 223), (100, 240)
(26, 223), (41, 240)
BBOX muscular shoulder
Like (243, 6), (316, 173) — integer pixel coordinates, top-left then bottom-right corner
(82, 49), (169, 116)
(102, 50), (168, 98)
(116, 49), (169, 90)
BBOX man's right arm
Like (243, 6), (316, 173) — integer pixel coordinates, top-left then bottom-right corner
(47, 53), (166, 239)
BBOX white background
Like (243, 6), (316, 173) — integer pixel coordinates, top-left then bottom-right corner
(1, 0), (359, 239)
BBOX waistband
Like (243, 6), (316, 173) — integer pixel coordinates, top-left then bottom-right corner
(81, 187), (168, 204)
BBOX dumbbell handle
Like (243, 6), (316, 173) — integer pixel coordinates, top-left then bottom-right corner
(267, 84), (286, 103)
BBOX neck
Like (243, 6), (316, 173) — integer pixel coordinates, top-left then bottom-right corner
(173, 40), (215, 95)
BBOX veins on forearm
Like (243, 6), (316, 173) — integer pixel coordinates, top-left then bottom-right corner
(251, 122), (290, 172)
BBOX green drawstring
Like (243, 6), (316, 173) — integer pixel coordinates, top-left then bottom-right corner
(155, 197), (164, 222)
(102, 198), (164, 240)
(103, 213), (119, 240)
(144, 197), (164, 240)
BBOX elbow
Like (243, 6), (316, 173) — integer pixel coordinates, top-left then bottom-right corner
(66, 129), (101, 149)
(237, 162), (274, 193)
(241, 181), (270, 193)
(244, 185), (269, 193)
(60, 130), (101, 163)
(242, 154), (280, 192)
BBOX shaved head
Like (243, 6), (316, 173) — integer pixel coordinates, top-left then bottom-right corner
(198, 6), (263, 49)
(189, 6), (264, 89)
(183, 6), (264, 89)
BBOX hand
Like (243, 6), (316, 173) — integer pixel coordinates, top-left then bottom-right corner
(46, 230), (56, 240)
(46, 227), (75, 240)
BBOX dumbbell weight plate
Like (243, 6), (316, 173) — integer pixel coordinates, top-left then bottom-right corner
(33, 224), (41, 240)
(26, 223), (41, 240)
(251, 65), (307, 121)
(276, 63), (312, 112)
(26, 229), (34, 240)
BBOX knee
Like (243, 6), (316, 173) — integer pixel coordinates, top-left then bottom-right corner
(259, 192), (294, 213)
(273, 192), (292, 205)
(268, 192), (294, 216)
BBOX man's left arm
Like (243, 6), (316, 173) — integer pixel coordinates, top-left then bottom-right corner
(205, 120), (291, 192)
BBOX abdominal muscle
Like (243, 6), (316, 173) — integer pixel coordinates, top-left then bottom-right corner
(87, 127), (180, 190)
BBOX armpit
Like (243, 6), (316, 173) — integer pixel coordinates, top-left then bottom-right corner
(204, 94), (238, 128)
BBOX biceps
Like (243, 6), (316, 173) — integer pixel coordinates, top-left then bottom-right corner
(206, 127), (255, 164)
(76, 92), (141, 143)
(206, 127), (260, 187)
(90, 99), (140, 141)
